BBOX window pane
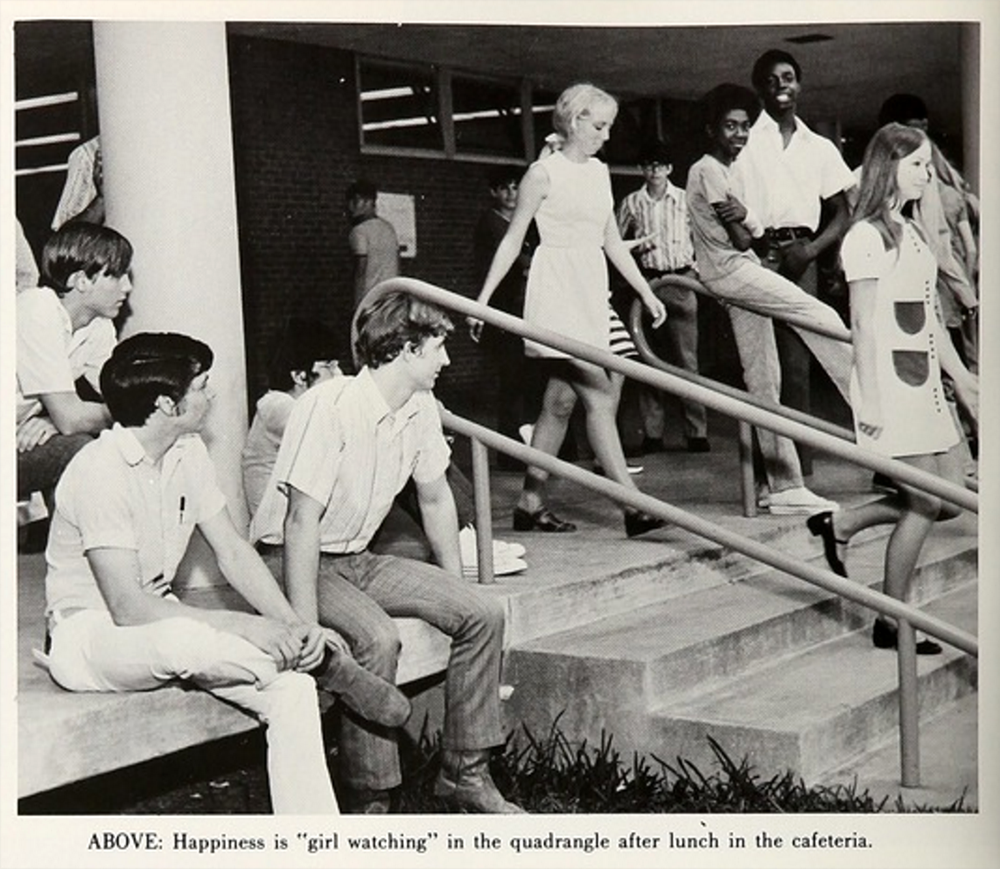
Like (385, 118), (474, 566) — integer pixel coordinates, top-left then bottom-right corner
(452, 76), (523, 158)
(605, 98), (658, 167)
(359, 59), (442, 152)
(530, 88), (559, 157)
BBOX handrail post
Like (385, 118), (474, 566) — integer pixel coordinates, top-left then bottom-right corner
(897, 618), (921, 787)
(470, 436), (495, 584)
(738, 420), (757, 518)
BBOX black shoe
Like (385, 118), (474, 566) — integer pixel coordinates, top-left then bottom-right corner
(625, 510), (667, 538)
(872, 618), (942, 655)
(686, 437), (711, 453)
(512, 506), (577, 533)
(312, 647), (411, 727)
(806, 510), (847, 577)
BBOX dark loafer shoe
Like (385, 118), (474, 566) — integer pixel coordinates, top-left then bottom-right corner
(625, 510), (667, 538)
(512, 506), (577, 533)
(872, 618), (942, 655)
(806, 510), (848, 577)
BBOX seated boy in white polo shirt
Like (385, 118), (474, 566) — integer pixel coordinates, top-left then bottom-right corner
(43, 332), (410, 814)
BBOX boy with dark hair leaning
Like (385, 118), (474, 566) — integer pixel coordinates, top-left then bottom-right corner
(41, 332), (410, 815)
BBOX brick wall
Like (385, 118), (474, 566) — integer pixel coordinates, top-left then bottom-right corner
(226, 34), (744, 427)
(227, 35), (507, 419)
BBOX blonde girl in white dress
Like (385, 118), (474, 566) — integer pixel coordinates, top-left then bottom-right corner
(472, 83), (668, 538)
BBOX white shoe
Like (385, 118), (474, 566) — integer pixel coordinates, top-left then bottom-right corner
(459, 526), (528, 570)
(518, 424), (535, 446)
(494, 538), (527, 559)
(766, 486), (840, 516)
(463, 556), (528, 578)
(593, 462), (644, 476)
(757, 486), (770, 509)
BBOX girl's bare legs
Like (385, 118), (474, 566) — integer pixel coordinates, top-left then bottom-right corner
(829, 446), (964, 645)
(881, 450), (963, 606)
(572, 361), (638, 503)
(517, 360), (664, 536)
(517, 375), (577, 515)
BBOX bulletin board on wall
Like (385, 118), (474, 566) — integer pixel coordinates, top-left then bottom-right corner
(377, 191), (416, 258)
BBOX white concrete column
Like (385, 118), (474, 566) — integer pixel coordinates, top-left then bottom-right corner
(94, 22), (249, 585)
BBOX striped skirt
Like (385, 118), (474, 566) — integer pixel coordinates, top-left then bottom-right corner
(608, 305), (638, 359)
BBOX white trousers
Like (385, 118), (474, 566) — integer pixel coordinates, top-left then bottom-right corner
(47, 609), (338, 815)
(707, 261), (853, 492)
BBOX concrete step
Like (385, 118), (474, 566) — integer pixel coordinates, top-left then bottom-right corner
(817, 692), (978, 810)
(501, 503), (900, 646)
(649, 582), (977, 783)
(505, 520), (975, 707)
(501, 521), (977, 787)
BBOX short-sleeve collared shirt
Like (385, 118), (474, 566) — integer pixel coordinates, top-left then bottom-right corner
(16, 286), (117, 425)
(348, 216), (400, 304)
(45, 425), (228, 617)
(735, 112), (856, 232)
(616, 180), (695, 272)
(686, 154), (759, 283)
(249, 368), (451, 554)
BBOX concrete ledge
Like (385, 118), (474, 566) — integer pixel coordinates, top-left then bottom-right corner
(17, 560), (453, 799)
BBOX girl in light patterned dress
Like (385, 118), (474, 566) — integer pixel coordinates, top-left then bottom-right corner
(807, 123), (978, 654)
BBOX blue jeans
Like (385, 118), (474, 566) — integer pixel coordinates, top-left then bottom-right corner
(262, 548), (506, 790)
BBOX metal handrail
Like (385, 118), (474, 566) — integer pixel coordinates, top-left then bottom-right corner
(362, 278), (976, 514)
(631, 277), (980, 511)
(359, 277), (978, 787)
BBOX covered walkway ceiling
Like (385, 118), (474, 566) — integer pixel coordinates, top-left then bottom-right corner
(228, 20), (968, 138)
(15, 18), (970, 141)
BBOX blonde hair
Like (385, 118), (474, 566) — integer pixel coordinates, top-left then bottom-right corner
(853, 123), (929, 252)
(549, 82), (618, 147)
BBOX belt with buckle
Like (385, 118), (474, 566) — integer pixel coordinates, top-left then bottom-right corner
(644, 266), (694, 278)
(766, 226), (814, 243)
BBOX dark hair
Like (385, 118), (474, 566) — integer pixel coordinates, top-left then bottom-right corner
(751, 49), (802, 92)
(346, 179), (378, 202)
(266, 318), (339, 391)
(637, 139), (673, 167)
(878, 93), (929, 127)
(700, 83), (760, 134)
(100, 332), (213, 426)
(354, 291), (453, 369)
(486, 165), (523, 190)
(40, 222), (133, 296)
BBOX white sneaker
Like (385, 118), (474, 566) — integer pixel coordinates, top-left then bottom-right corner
(518, 424), (535, 446)
(766, 486), (840, 516)
(593, 462), (644, 476)
(494, 538), (527, 559)
(459, 526), (528, 568)
(463, 556), (528, 578)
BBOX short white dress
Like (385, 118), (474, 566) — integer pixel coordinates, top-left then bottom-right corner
(524, 151), (635, 359)
(841, 219), (959, 458)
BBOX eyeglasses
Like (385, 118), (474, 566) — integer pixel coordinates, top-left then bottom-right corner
(640, 161), (669, 170)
